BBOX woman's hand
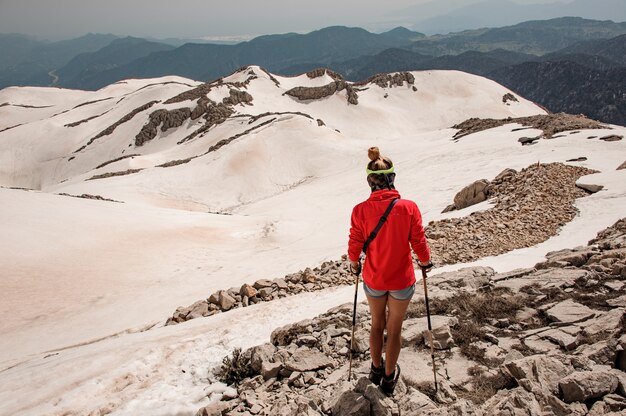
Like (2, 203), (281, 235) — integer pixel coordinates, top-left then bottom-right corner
(418, 260), (433, 273)
(349, 260), (361, 276)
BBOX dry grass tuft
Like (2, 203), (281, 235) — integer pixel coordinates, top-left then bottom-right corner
(216, 348), (254, 386)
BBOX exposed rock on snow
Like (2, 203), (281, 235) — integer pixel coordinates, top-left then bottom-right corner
(502, 93), (519, 104)
(284, 81), (359, 105)
(306, 68), (343, 81)
(135, 107), (192, 146)
(167, 260), (354, 325)
(354, 72), (415, 88)
(576, 181), (604, 193)
(74, 100), (159, 153)
(428, 162), (595, 265)
(518, 136), (540, 145)
(452, 112), (606, 140)
(600, 134), (623, 142)
(87, 168), (143, 181)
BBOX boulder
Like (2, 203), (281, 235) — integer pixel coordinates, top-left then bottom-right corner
(576, 182), (604, 193)
(250, 343), (277, 373)
(331, 390), (370, 416)
(424, 325), (455, 350)
(545, 299), (595, 324)
(453, 179), (490, 210)
(607, 295), (626, 307)
(285, 349), (334, 372)
(353, 328), (369, 354)
(218, 291), (237, 311)
(481, 387), (543, 415)
(441, 203), (456, 213)
(402, 316), (458, 346)
(582, 308), (625, 336)
(253, 279), (274, 289)
(539, 328), (579, 350)
(494, 168), (517, 182)
(397, 387), (437, 413)
(355, 377), (400, 416)
(195, 402), (230, 416)
(257, 287), (274, 299)
(186, 300), (209, 319)
(574, 341), (616, 366)
(239, 283), (257, 298)
(503, 355), (574, 395)
(431, 266), (495, 290)
(559, 370), (619, 403)
(540, 248), (596, 268)
(588, 394), (626, 415)
(519, 136), (540, 145)
(208, 291), (221, 305)
(261, 361), (282, 380)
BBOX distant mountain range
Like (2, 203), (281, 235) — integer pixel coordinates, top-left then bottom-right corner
(1, 17), (625, 125)
(407, 0), (626, 35)
(0, 33), (118, 88)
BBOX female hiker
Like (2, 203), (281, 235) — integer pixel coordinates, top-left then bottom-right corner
(348, 147), (432, 395)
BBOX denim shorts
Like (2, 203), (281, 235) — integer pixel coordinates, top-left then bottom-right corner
(363, 281), (416, 300)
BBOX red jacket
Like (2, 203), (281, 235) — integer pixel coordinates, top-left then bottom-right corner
(348, 189), (430, 291)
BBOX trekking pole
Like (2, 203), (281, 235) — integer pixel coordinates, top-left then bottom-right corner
(421, 268), (438, 393)
(348, 262), (360, 381)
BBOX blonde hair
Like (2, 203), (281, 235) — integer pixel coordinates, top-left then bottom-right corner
(367, 147), (393, 171)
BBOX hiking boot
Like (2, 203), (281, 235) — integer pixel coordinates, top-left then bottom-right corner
(369, 359), (384, 385)
(380, 364), (401, 396)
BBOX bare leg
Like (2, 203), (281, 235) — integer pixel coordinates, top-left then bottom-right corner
(384, 296), (411, 376)
(366, 294), (388, 368)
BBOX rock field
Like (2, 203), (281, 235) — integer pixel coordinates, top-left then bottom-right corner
(196, 218), (626, 415)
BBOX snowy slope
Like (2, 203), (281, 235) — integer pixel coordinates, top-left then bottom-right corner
(0, 66), (625, 415)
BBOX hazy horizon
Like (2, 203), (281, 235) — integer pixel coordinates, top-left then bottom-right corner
(2, 0), (624, 42)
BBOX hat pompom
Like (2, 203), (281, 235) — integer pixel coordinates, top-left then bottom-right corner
(368, 147), (380, 161)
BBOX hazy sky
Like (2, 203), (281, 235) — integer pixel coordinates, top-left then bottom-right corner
(0, 0), (613, 40)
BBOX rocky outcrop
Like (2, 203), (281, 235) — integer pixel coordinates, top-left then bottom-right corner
(165, 72), (257, 104)
(452, 113), (606, 140)
(428, 162), (595, 265)
(618, 161), (626, 170)
(194, 219), (626, 416)
(74, 101), (159, 153)
(178, 102), (234, 144)
(94, 154), (140, 170)
(222, 89), (254, 106)
(56, 193), (122, 203)
(600, 134), (623, 142)
(502, 93), (519, 103)
(306, 68), (343, 81)
(284, 81), (359, 105)
(87, 168), (143, 181)
(354, 72), (415, 88)
(64, 110), (112, 128)
(134, 107), (192, 146)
